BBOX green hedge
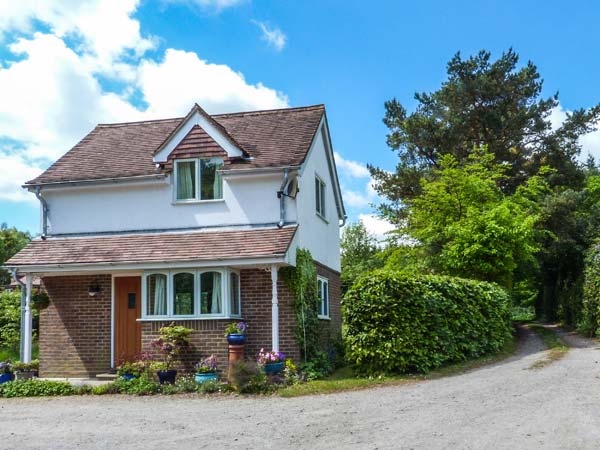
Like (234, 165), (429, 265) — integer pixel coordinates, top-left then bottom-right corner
(343, 271), (512, 374)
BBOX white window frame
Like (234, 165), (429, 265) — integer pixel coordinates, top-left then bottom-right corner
(315, 173), (327, 220)
(317, 276), (330, 319)
(142, 268), (239, 320)
(229, 270), (242, 318)
(173, 157), (224, 203)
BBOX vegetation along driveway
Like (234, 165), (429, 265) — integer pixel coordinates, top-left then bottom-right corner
(2, 327), (600, 450)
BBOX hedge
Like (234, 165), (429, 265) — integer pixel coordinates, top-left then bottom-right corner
(343, 270), (512, 374)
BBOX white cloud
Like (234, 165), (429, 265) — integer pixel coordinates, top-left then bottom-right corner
(162, 0), (246, 13)
(359, 214), (395, 241)
(549, 104), (600, 161)
(334, 151), (370, 178)
(253, 21), (286, 51)
(0, 1), (290, 203)
(137, 48), (288, 116)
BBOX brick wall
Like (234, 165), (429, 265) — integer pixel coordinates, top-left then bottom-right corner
(40, 275), (111, 377)
(38, 264), (341, 378)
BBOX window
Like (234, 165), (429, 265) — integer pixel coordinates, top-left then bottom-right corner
(142, 269), (240, 319)
(230, 272), (240, 317)
(315, 175), (326, 218)
(317, 276), (329, 319)
(174, 158), (224, 201)
(173, 272), (195, 316)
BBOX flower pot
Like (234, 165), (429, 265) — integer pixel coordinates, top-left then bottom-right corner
(120, 373), (138, 381)
(156, 369), (177, 385)
(226, 333), (246, 345)
(195, 372), (218, 384)
(15, 371), (35, 381)
(0, 373), (14, 384)
(263, 362), (284, 374)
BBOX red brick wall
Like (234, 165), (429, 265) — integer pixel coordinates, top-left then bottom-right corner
(40, 275), (111, 377)
(38, 264), (341, 378)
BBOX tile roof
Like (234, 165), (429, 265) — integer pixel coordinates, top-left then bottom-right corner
(5, 226), (297, 267)
(27, 105), (325, 185)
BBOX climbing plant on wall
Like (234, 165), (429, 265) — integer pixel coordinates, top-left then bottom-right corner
(281, 248), (320, 362)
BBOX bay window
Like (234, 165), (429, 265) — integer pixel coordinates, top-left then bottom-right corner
(174, 158), (224, 202)
(142, 269), (241, 319)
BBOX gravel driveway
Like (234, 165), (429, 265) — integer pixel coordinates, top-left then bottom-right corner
(2, 327), (600, 450)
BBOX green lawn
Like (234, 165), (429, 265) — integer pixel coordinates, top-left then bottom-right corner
(279, 333), (518, 398)
(0, 342), (39, 362)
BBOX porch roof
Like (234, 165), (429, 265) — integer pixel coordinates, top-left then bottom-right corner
(5, 225), (297, 270)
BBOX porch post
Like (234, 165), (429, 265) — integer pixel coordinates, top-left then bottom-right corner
(23, 274), (33, 363)
(271, 264), (279, 352)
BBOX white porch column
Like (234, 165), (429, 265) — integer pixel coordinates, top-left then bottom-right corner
(23, 274), (33, 363)
(271, 264), (279, 352)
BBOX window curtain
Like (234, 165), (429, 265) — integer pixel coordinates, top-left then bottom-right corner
(211, 272), (222, 314)
(177, 162), (195, 199)
(213, 161), (223, 199)
(155, 275), (167, 315)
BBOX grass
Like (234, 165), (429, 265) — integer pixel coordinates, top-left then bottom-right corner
(279, 333), (518, 398)
(527, 323), (569, 369)
(0, 342), (39, 362)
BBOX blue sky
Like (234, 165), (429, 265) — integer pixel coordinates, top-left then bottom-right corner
(1, 0), (600, 237)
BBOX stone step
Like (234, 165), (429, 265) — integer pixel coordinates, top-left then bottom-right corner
(95, 373), (118, 380)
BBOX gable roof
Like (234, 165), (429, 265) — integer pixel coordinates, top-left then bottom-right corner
(26, 104), (326, 185)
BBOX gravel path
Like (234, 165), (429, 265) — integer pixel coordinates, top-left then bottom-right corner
(2, 326), (600, 450)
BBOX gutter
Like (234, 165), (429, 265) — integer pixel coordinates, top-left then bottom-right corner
(34, 186), (49, 240)
(24, 173), (167, 190)
(277, 168), (290, 228)
(220, 166), (300, 177)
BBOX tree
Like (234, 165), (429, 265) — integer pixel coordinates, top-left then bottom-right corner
(370, 49), (600, 224)
(403, 147), (544, 288)
(340, 222), (383, 293)
(0, 224), (31, 285)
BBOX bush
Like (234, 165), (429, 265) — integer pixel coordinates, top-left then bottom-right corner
(343, 270), (512, 374)
(298, 351), (332, 381)
(229, 360), (272, 394)
(579, 242), (600, 336)
(0, 379), (76, 397)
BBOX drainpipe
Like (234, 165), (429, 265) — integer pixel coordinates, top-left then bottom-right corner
(277, 169), (289, 228)
(34, 186), (49, 240)
(10, 269), (27, 362)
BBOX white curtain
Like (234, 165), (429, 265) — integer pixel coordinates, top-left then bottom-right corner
(213, 161), (223, 199)
(177, 162), (195, 199)
(211, 272), (222, 314)
(155, 275), (167, 315)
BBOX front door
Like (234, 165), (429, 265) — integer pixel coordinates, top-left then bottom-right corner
(114, 276), (142, 364)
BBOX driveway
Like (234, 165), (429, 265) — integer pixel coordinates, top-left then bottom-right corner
(2, 327), (600, 450)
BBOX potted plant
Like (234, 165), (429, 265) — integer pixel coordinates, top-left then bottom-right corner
(13, 360), (39, 380)
(194, 355), (218, 384)
(257, 348), (286, 374)
(0, 362), (14, 384)
(116, 360), (145, 380)
(224, 321), (247, 345)
(150, 323), (191, 384)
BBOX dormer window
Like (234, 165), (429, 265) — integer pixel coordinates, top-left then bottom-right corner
(174, 158), (224, 202)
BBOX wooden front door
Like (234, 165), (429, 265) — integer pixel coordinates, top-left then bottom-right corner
(114, 276), (142, 363)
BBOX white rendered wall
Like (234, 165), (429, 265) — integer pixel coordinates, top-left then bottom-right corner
(294, 126), (342, 272)
(44, 174), (297, 235)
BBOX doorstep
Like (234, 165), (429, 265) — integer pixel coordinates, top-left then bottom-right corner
(39, 377), (113, 386)
(95, 373), (118, 381)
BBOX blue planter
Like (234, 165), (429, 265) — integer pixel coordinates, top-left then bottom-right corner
(227, 334), (246, 345)
(120, 374), (138, 381)
(0, 373), (14, 384)
(195, 372), (218, 384)
(263, 362), (284, 374)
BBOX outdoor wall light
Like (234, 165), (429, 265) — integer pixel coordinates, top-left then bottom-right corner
(88, 281), (101, 297)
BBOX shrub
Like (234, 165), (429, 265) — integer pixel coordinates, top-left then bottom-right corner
(229, 360), (272, 394)
(298, 351), (332, 381)
(579, 242), (600, 336)
(114, 374), (161, 395)
(0, 379), (76, 397)
(343, 270), (512, 374)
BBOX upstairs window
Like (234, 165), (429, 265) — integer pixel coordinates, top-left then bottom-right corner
(175, 158), (224, 201)
(315, 175), (326, 218)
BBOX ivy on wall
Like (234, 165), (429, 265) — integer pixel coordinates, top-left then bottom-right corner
(281, 248), (320, 362)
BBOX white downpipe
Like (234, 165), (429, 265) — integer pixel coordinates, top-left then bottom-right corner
(271, 264), (279, 352)
(23, 275), (33, 363)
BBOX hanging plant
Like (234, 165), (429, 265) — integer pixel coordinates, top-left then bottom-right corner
(281, 248), (320, 362)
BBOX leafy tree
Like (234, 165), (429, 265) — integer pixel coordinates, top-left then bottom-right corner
(402, 147), (545, 288)
(370, 49), (600, 224)
(0, 224), (31, 285)
(340, 222), (383, 293)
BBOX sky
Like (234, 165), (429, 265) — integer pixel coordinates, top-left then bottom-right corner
(2, 0), (600, 239)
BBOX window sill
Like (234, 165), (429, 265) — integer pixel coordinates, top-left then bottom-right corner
(138, 316), (242, 322)
(317, 316), (331, 321)
(172, 199), (225, 205)
(316, 212), (329, 224)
